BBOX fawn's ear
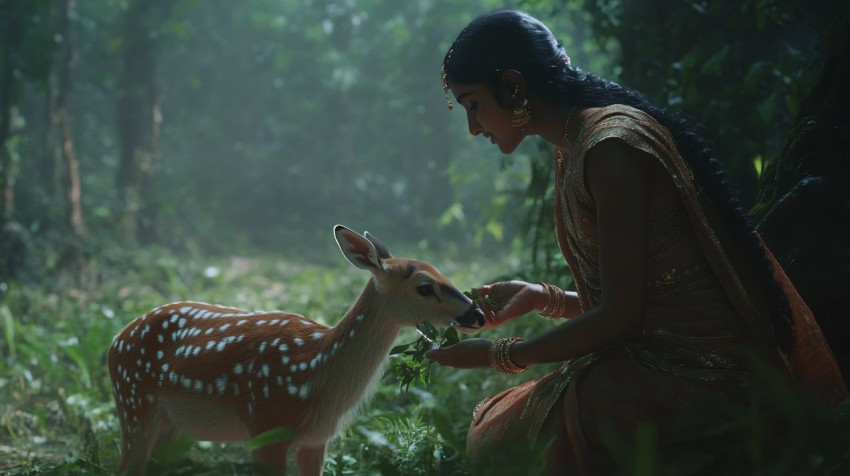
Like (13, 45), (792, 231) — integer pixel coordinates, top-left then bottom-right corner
(335, 225), (387, 273)
(364, 231), (393, 260)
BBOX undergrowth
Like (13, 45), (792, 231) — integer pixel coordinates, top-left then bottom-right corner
(0, 244), (848, 474)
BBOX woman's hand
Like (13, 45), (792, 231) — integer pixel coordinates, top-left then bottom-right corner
(425, 338), (492, 369)
(475, 280), (547, 329)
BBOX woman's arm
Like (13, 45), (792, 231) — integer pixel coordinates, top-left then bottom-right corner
(428, 139), (651, 369)
(475, 281), (582, 329)
(512, 139), (650, 365)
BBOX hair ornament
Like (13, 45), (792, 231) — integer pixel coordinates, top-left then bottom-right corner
(441, 54), (454, 110)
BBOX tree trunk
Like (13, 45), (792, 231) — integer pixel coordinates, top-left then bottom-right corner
(57, 0), (85, 239)
(116, 0), (174, 244)
(751, 17), (850, 382)
(0, 1), (24, 279)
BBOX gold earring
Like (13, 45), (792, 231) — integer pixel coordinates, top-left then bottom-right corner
(512, 97), (531, 130)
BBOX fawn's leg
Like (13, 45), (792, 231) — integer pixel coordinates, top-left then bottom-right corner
(117, 412), (172, 476)
(296, 444), (326, 476)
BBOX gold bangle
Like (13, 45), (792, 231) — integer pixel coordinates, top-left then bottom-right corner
(539, 282), (565, 319)
(488, 337), (527, 374)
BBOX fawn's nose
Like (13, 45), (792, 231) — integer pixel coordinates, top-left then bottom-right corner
(455, 306), (485, 330)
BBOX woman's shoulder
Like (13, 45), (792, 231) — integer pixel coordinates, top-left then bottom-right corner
(583, 104), (654, 128)
(577, 104), (670, 150)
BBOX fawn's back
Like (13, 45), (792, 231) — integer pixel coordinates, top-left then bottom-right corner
(108, 302), (334, 443)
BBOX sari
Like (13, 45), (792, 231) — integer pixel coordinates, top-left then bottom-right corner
(467, 105), (847, 473)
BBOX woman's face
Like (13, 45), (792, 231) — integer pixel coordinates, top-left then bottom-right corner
(448, 81), (525, 154)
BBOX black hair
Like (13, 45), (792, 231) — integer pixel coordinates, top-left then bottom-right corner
(443, 9), (793, 354)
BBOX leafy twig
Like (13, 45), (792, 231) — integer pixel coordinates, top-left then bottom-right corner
(385, 288), (495, 391)
(385, 322), (461, 392)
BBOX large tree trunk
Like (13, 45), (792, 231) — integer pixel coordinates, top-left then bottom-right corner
(751, 18), (850, 382)
(116, 0), (174, 244)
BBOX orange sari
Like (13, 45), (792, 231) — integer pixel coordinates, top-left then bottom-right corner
(467, 105), (846, 472)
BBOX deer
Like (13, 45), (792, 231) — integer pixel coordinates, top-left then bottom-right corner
(107, 225), (484, 475)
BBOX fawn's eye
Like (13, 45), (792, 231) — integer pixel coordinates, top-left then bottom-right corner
(416, 283), (435, 297)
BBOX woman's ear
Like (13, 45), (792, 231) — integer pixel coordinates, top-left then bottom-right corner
(499, 69), (527, 109)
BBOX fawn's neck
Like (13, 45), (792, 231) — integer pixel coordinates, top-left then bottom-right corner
(304, 280), (401, 429)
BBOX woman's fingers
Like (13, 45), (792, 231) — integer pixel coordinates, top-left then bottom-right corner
(426, 339), (492, 368)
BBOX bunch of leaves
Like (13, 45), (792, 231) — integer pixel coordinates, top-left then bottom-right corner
(463, 288), (498, 309)
(385, 288), (502, 391)
(385, 322), (462, 392)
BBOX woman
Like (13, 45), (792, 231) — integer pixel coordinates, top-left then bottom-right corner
(426, 9), (847, 474)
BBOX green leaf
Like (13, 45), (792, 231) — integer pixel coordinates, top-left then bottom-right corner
(416, 321), (439, 340)
(0, 306), (15, 358)
(389, 341), (414, 355)
(441, 327), (460, 347)
(701, 45), (729, 76)
(245, 427), (297, 451)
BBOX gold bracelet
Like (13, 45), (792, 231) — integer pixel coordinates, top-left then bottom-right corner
(488, 337), (527, 374)
(539, 282), (565, 319)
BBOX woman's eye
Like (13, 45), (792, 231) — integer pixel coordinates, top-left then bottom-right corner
(416, 284), (435, 297)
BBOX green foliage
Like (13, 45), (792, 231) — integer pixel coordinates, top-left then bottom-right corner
(570, 0), (849, 206)
(1, 245), (849, 474)
(0, 241), (516, 474)
(385, 321), (462, 392)
(244, 427), (297, 452)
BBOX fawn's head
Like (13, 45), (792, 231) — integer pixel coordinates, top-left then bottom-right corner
(335, 225), (484, 329)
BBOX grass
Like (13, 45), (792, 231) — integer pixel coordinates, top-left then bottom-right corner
(0, 243), (552, 474)
(1, 243), (848, 474)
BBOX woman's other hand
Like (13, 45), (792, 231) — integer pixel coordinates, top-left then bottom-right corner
(426, 338), (491, 368)
(475, 280), (547, 329)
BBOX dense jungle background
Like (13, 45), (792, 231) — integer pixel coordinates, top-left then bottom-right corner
(1, 0), (849, 474)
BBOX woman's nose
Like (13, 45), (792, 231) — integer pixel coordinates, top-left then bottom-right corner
(466, 111), (482, 136)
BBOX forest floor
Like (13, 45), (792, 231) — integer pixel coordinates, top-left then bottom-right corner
(0, 247), (848, 475)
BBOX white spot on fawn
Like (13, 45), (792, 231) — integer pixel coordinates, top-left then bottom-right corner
(216, 376), (227, 394)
